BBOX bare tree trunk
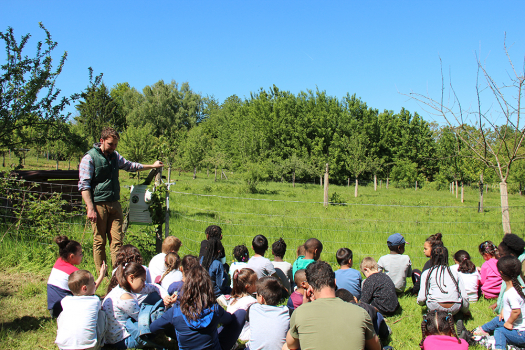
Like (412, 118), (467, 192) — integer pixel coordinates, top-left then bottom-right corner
(168, 167), (171, 183)
(386, 178), (389, 189)
(415, 181), (418, 191)
(56, 158), (59, 170)
(193, 167), (197, 179)
(461, 182), (464, 203)
(500, 182), (511, 234)
(348, 178), (350, 187)
(455, 181), (458, 198)
(293, 170), (296, 188)
(374, 174), (377, 191)
(36, 152), (38, 163)
(68, 159), (71, 170)
(323, 164), (329, 207)
(214, 167), (217, 182)
(355, 178), (358, 197)
(479, 172), (484, 213)
(320, 175), (323, 187)
(46, 150), (48, 161)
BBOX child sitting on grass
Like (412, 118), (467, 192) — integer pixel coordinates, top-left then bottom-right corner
(148, 236), (182, 282)
(55, 270), (106, 350)
(453, 250), (480, 302)
(377, 233), (412, 293)
(47, 235), (106, 318)
(360, 256), (399, 315)
(201, 237), (231, 297)
(168, 254), (200, 298)
(292, 238), (323, 279)
(229, 244), (249, 288)
(156, 252), (182, 290)
(417, 245), (469, 316)
(227, 268), (258, 342)
(272, 238), (293, 292)
(287, 269), (307, 315)
(473, 255), (525, 349)
(246, 235), (282, 284)
(420, 310), (467, 349)
(479, 240), (502, 299)
(199, 225), (223, 259)
(246, 276), (290, 350)
(102, 262), (173, 349)
(335, 247), (362, 300)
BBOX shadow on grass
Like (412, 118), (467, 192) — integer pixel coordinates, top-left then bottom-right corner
(1, 315), (51, 333)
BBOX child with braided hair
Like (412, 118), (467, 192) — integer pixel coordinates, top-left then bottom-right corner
(156, 252), (182, 290)
(473, 255), (525, 349)
(420, 310), (468, 349)
(479, 240), (502, 299)
(227, 268), (258, 341)
(417, 245), (469, 315)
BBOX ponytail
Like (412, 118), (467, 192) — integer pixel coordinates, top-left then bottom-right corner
(159, 252), (181, 284)
(231, 268), (257, 300)
(107, 262), (146, 294)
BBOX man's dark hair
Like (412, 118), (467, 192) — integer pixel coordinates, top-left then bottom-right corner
(305, 261), (336, 291)
(256, 276), (282, 305)
(335, 288), (355, 303)
(336, 248), (352, 266)
(100, 127), (119, 140)
(252, 235), (269, 255)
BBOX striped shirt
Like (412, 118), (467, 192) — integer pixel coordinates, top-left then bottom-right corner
(78, 144), (143, 192)
(47, 258), (79, 311)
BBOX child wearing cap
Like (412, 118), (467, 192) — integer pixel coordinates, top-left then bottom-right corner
(377, 233), (412, 293)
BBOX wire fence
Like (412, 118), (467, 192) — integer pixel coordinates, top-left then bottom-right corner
(2, 177), (525, 271)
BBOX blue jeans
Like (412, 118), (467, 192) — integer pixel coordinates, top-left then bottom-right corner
(482, 316), (525, 349)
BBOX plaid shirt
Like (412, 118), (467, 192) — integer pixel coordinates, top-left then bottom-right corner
(78, 145), (144, 192)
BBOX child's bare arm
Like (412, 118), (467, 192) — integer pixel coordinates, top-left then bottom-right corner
(504, 308), (521, 330)
(95, 261), (107, 291)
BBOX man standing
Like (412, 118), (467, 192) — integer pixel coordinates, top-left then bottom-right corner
(284, 261), (381, 350)
(78, 127), (163, 272)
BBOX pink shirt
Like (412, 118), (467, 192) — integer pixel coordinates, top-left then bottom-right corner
(421, 335), (468, 349)
(480, 258), (502, 298)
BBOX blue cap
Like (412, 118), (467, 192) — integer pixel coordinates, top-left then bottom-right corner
(387, 233), (406, 246)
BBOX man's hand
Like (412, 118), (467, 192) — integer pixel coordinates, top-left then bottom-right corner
(87, 208), (97, 223)
(153, 160), (163, 168)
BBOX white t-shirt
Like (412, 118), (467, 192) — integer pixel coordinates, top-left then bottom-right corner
(55, 295), (102, 349)
(229, 261), (248, 288)
(457, 270), (481, 302)
(272, 261), (293, 292)
(246, 256), (276, 279)
(503, 287), (525, 331)
(148, 253), (166, 282)
(159, 270), (183, 291)
(377, 254), (412, 292)
(227, 295), (257, 341)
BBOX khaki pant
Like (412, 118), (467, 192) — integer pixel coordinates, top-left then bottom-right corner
(92, 201), (123, 271)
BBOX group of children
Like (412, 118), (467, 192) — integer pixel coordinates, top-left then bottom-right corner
(47, 227), (525, 350)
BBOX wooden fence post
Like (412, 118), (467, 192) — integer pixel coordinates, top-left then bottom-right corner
(323, 164), (329, 207)
(374, 174), (377, 191)
(461, 182), (464, 203)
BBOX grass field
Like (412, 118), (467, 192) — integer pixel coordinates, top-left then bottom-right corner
(2, 156), (525, 349)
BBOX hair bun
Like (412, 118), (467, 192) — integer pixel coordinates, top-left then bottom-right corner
(435, 232), (442, 240)
(54, 235), (70, 248)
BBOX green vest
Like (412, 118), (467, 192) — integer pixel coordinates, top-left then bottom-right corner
(87, 147), (120, 203)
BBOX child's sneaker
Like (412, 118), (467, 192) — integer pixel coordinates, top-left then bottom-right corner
(472, 326), (490, 336)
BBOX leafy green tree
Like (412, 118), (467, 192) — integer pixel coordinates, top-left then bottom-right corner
(118, 124), (158, 181)
(0, 23), (79, 150)
(75, 75), (125, 144)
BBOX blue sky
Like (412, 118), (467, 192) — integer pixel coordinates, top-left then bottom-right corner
(2, 1), (524, 126)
